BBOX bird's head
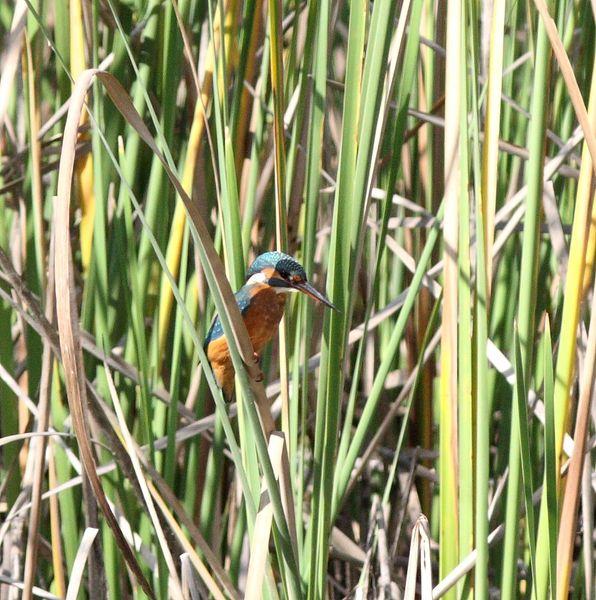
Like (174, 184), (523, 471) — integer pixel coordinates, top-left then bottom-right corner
(245, 251), (337, 310)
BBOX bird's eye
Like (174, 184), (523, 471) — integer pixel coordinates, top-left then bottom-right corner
(291, 274), (302, 283)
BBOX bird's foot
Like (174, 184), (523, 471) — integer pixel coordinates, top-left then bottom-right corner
(249, 352), (264, 382)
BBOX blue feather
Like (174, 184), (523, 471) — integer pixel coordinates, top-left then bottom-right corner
(204, 285), (254, 346)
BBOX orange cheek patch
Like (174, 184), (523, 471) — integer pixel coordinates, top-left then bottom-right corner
(261, 266), (277, 280)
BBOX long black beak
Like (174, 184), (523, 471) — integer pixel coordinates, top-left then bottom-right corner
(294, 281), (338, 311)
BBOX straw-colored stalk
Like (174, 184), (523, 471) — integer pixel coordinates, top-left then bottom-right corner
(439, 0), (461, 590)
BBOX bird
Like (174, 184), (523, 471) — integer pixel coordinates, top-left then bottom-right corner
(204, 251), (336, 396)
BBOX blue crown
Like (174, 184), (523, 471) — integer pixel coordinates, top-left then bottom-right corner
(246, 252), (306, 281)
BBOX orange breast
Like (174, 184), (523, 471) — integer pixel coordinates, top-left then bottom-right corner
(242, 286), (286, 354)
(206, 285), (286, 396)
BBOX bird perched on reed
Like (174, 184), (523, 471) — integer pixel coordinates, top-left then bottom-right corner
(204, 251), (336, 396)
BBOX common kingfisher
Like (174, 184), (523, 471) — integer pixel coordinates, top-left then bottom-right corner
(204, 251), (336, 396)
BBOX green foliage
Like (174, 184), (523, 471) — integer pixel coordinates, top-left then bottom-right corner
(0, 0), (593, 598)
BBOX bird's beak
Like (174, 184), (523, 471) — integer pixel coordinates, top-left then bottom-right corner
(294, 281), (338, 311)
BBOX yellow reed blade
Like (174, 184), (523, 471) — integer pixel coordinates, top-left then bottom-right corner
(70, 0), (94, 273)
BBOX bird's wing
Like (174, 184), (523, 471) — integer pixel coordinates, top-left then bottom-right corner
(203, 286), (254, 348)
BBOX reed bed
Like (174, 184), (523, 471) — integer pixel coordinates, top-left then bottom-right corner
(0, 0), (594, 598)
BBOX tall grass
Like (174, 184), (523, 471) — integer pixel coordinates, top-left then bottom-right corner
(0, 0), (594, 598)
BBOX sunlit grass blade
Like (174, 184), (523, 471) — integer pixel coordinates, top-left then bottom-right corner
(439, 0), (462, 589)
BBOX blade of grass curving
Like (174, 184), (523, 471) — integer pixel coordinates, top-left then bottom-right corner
(54, 71), (156, 599)
(95, 67), (301, 594)
(57, 73), (258, 531)
(65, 528), (99, 600)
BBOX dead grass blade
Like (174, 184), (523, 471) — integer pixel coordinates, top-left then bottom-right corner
(0, 575), (59, 600)
(47, 444), (66, 598)
(404, 514), (433, 599)
(64, 528), (99, 600)
(244, 433), (285, 599)
(22, 233), (55, 600)
(54, 69), (155, 599)
(81, 376), (238, 598)
(145, 479), (230, 600)
(0, 0), (27, 129)
(181, 553), (204, 600)
(404, 516), (421, 600)
(375, 503), (393, 599)
(103, 363), (184, 600)
(556, 284), (596, 598)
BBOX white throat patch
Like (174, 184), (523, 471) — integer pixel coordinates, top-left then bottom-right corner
(246, 272), (267, 285)
(246, 271), (300, 294)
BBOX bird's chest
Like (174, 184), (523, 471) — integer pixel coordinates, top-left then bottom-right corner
(243, 287), (286, 353)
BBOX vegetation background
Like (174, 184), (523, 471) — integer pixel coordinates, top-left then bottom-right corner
(0, 0), (594, 598)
